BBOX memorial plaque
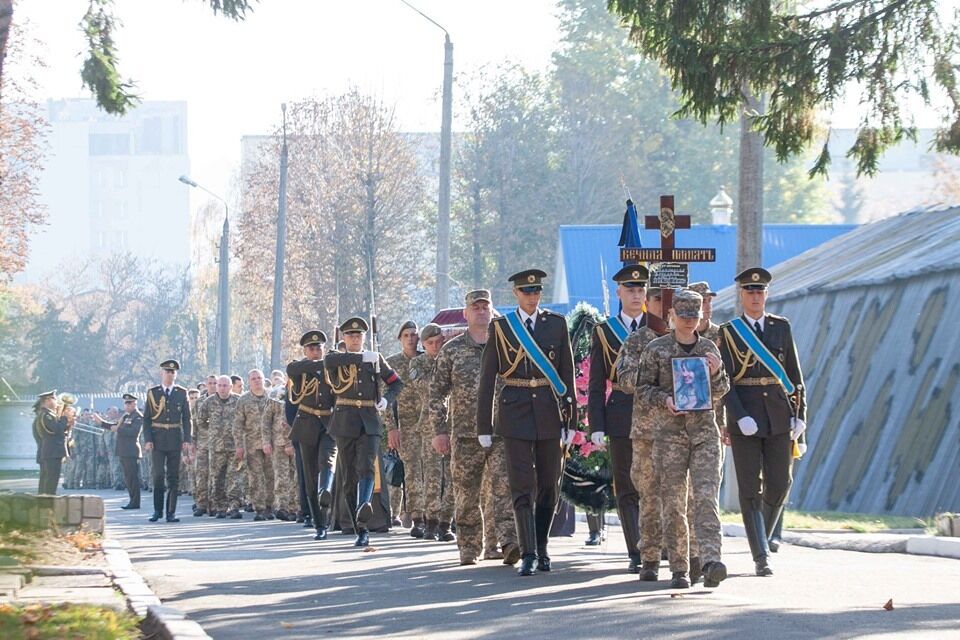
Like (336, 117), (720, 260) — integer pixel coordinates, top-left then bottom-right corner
(649, 262), (689, 288)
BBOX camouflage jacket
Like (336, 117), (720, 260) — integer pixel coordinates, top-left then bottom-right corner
(635, 332), (730, 445)
(385, 350), (423, 432)
(615, 326), (661, 440)
(699, 320), (726, 430)
(196, 393), (240, 452)
(234, 391), (271, 451)
(261, 393), (291, 449)
(429, 330), (491, 438)
(409, 352), (442, 430)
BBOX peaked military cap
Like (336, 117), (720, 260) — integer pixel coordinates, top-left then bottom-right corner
(159, 359), (180, 371)
(122, 393), (137, 402)
(735, 267), (772, 290)
(420, 323), (443, 341)
(613, 264), (649, 287)
(37, 389), (57, 400)
(673, 290), (704, 319)
(465, 289), (491, 305)
(299, 330), (328, 347)
(508, 269), (547, 289)
(686, 281), (717, 297)
(397, 320), (418, 339)
(340, 317), (369, 334)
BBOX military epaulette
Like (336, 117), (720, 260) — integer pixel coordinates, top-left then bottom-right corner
(766, 313), (790, 323)
(148, 384), (162, 391)
(173, 384), (188, 392)
(539, 309), (564, 319)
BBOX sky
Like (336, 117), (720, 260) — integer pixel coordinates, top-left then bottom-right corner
(15, 0), (562, 211)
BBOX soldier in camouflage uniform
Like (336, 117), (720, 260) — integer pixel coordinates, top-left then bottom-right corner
(408, 323), (455, 541)
(262, 385), (298, 520)
(235, 369), (276, 520)
(635, 290), (729, 589)
(101, 406), (124, 489)
(192, 387), (213, 517)
(197, 376), (243, 518)
(385, 320), (422, 530)
(430, 290), (520, 567)
(617, 293), (667, 582)
(178, 390), (200, 500)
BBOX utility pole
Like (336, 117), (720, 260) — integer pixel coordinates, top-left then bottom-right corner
(270, 104), (289, 370)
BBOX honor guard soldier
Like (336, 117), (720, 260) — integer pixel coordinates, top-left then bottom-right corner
(477, 269), (577, 576)
(97, 393), (144, 509)
(143, 359), (193, 522)
(286, 331), (338, 540)
(325, 317), (404, 547)
(33, 390), (72, 495)
(587, 264), (649, 572)
(719, 268), (807, 576)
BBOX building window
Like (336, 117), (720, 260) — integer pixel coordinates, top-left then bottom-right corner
(89, 133), (130, 155)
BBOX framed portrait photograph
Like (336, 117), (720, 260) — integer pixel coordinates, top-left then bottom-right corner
(671, 356), (712, 411)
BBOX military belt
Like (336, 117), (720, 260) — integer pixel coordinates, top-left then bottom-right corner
(735, 376), (780, 387)
(298, 405), (333, 417)
(151, 422), (180, 430)
(501, 377), (550, 388)
(335, 398), (377, 409)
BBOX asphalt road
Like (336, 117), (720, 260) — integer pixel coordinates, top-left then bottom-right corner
(4, 478), (959, 639)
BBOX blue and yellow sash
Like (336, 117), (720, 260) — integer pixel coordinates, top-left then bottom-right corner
(606, 316), (629, 344)
(728, 317), (795, 395)
(504, 311), (568, 397)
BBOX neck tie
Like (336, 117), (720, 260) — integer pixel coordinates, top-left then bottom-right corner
(753, 321), (763, 339)
(525, 317), (534, 334)
(630, 318), (638, 332)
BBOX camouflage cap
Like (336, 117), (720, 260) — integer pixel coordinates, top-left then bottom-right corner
(464, 289), (492, 305)
(686, 281), (717, 297)
(420, 322), (443, 341)
(673, 290), (704, 319)
(396, 320), (418, 339)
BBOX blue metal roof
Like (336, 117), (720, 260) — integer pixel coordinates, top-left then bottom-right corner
(553, 223), (857, 311)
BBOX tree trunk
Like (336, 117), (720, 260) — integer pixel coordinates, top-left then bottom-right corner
(736, 90), (764, 314)
(0, 0), (12, 104)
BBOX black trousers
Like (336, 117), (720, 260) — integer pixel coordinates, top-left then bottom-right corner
(729, 431), (793, 513)
(151, 448), (182, 515)
(120, 457), (141, 507)
(503, 437), (562, 511)
(300, 431), (337, 526)
(38, 458), (63, 495)
(293, 442), (308, 517)
(609, 436), (639, 511)
(335, 434), (379, 523)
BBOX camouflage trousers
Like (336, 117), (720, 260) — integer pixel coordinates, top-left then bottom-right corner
(194, 448), (211, 510)
(401, 426), (453, 524)
(95, 458), (112, 489)
(481, 466), (498, 555)
(450, 436), (517, 562)
(656, 435), (722, 573)
(272, 448), (298, 513)
(210, 450), (243, 513)
(245, 448), (275, 513)
(140, 453), (152, 490)
(178, 453), (194, 495)
(631, 438), (664, 563)
(109, 451), (123, 489)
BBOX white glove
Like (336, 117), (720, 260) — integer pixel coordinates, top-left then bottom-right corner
(590, 431), (605, 447)
(376, 398), (388, 412)
(797, 442), (808, 456)
(478, 435), (493, 448)
(563, 429), (576, 446)
(362, 350), (378, 364)
(737, 416), (759, 436)
(790, 417), (807, 440)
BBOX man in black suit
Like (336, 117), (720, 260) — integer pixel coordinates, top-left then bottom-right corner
(98, 393), (143, 509)
(587, 265), (648, 572)
(478, 269), (576, 576)
(143, 359), (193, 523)
(286, 331), (338, 541)
(719, 267), (807, 576)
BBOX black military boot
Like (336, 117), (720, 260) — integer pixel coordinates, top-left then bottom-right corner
(689, 556), (702, 585)
(619, 503), (642, 574)
(423, 519), (439, 541)
(192, 507), (206, 517)
(410, 518), (425, 538)
(670, 571), (690, 589)
(702, 561), (728, 588)
(166, 487), (180, 522)
(764, 501), (785, 553)
(354, 477), (375, 548)
(254, 512), (266, 522)
(535, 505), (553, 572)
(302, 515), (312, 528)
(437, 522), (456, 542)
(639, 561), (659, 582)
(515, 507), (537, 576)
(150, 488), (165, 522)
(315, 498), (331, 540)
(585, 512), (603, 546)
(743, 508), (773, 576)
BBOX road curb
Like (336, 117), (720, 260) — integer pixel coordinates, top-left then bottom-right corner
(102, 538), (211, 639)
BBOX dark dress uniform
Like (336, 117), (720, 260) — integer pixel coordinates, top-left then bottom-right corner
(588, 310), (646, 571)
(34, 396), (69, 495)
(114, 399), (143, 509)
(324, 317), (404, 547)
(286, 330), (338, 539)
(478, 270), (576, 575)
(719, 268), (806, 575)
(143, 363), (193, 522)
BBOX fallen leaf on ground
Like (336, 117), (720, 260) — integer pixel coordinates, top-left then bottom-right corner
(883, 599), (894, 611)
(670, 593), (684, 598)
(280, 621), (294, 628)
(362, 547), (378, 552)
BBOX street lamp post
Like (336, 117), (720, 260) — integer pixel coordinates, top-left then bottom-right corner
(179, 175), (230, 374)
(400, 0), (453, 312)
(270, 105), (289, 371)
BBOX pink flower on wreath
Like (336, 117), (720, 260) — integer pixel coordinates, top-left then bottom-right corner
(579, 442), (595, 457)
(571, 430), (586, 446)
